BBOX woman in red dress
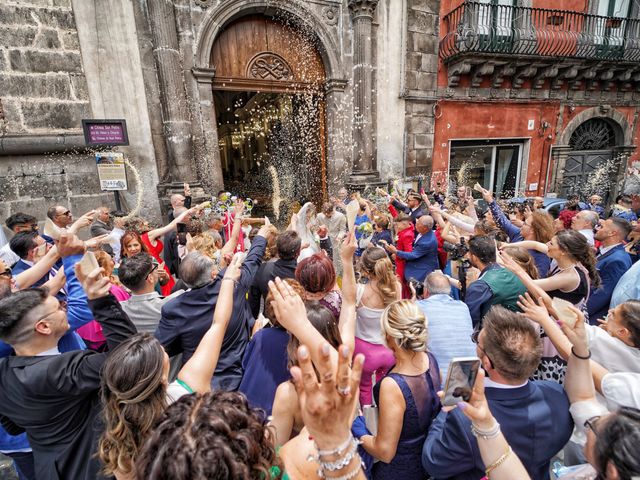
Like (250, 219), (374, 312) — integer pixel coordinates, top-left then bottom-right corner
(121, 208), (194, 296)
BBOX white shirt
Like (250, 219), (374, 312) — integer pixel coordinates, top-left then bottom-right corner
(588, 324), (640, 374)
(35, 347), (60, 356)
(599, 243), (621, 257)
(577, 229), (595, 246)
(0, 244), (19, 266)
(484, 377), (528, 389)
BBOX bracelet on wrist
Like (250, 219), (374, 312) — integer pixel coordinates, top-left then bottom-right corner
(471, 421), (501, 440)
(313, 435), (353, 457)
(221, 278), (238, 285)
(571, 346), (591, 360)
(484, 446), (512, 479)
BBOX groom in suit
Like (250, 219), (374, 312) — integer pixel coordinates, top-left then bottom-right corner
(385, 215), (439, 284)
(587, 217), (632, 324)
(422, 306), (573, 480)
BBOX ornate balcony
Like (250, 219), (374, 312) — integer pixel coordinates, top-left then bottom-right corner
(440, 2), (640, 90)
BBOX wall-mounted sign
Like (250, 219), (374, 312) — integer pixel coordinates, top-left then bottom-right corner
(82, 119), (129, 146)
(96, 152), (128, 191)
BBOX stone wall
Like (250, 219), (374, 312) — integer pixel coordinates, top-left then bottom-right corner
(403, 0), (439, 177)
(0, 0), (117, 224)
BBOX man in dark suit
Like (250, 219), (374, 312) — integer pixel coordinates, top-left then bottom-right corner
(422, 306), (573, 480)
(587, 217), (632, 324)
(384, 215), (439, 284)
(10, 231), (50, 288)
(0, 234), (137, 480)
(248, 230), (300, 318)
(156, 222), (270, 391)
(391, 192), (425, 224)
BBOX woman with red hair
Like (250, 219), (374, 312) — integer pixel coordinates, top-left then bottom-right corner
(295, 252), (342, 320)
(122, 208), (196, 295)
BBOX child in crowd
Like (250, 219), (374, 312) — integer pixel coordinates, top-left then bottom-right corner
(392, 213), (414, 298)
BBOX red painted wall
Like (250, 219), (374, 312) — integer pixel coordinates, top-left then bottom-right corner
(432, 101), (560, 195)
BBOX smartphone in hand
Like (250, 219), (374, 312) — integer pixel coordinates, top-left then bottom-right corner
(442, 357), (481, 406)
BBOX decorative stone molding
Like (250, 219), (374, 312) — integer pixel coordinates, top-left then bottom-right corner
(558, 106), (632, 146)
(191, 67), (216, 84)
(322, 6), (339, 26)
(348, 0), (379, 18)
(247, 53), (292, 80)
(325, 78), (349, 93)
(447, 60), (472, 87)
(194, 0), (213, 9)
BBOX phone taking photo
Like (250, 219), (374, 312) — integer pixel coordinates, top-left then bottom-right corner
(442, 357), (481, 406)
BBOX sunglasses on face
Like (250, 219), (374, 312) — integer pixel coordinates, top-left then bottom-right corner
(0, 267), (12, 278)
(57, 211), (71, 217)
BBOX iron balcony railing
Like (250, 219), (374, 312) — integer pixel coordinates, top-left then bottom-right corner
(440, 2), (640, 63)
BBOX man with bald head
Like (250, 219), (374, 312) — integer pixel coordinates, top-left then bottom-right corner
(167, 183), (192, 221)
(384, 215), (439, 285)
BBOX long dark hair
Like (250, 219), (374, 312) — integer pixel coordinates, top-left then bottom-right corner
(287, 301), (342, 369)
(99, 334), (167, 477)
(136, 391), (282, 479)
(555, 229), (601, 289)
(594, 407), (640, 480)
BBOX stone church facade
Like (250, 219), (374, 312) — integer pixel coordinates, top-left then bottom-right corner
(0, 0), (440, 220)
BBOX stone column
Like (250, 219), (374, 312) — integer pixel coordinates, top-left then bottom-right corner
(145, 0), (196, 182)
(348, 0), (380, 185)
(548, 145), (572, 194)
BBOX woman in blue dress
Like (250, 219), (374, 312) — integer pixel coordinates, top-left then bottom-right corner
(352, 300), (441, 480)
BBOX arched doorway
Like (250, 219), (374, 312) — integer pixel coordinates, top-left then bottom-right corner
(211, 15), (327, 209)
(560, 117), (624, 202)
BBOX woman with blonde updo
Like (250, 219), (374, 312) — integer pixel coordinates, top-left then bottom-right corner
(354, 246), (401, 406)
(352, 300), (442, 480)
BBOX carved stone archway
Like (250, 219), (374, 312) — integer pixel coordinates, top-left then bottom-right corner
(192, 0), (349, 192)
(550, 107), (636, 197)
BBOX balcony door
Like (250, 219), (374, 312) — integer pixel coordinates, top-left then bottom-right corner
(594, 0), (632, 58)
(476, 0), (517, 52)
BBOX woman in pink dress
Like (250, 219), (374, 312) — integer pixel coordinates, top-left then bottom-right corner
(77, 251), (130, 351)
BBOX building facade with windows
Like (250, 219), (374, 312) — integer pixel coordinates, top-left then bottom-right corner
(433, 0), (640, 200)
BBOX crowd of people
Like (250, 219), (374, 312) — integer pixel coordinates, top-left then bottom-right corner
(0, 181), (639, 480)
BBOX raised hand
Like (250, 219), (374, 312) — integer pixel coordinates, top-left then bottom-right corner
(74, 264), (109, 300)
(234, 199), (245, 217)
(57, 233), (86, 258)
(455, 370), (495, 430)
(290, 343), (364, 450)
(516, 292), (552, 325)
(68, 210), (96, 234)
(559, 305), (589, 356)
(223, 252), (244, 282)
(268, 277), (307, 334)
(480, 186), (494, 204)
(85, 234), (109, 250)
(340, 230), (357, 261)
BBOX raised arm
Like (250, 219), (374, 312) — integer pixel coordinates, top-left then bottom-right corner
(505, 240), (549, 254)
(481, 188), (522, 242)
(146, 207), (197, 244)
(14, 245), (60, 290)
(219, 201), (246, 258)
(338, 232), (357, 352)
(177, 254), (242, 393)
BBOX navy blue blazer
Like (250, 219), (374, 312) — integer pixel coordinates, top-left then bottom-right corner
(396, 230), (439, 283)
(156, 236), (266, 391)
(422, 381), (573, 480)
(587, 244), (632, 324)
(391, 199), (425, 224)
(12, 259), (48, 288)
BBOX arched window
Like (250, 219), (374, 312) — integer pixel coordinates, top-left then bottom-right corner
(569, 118), (617, 151)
